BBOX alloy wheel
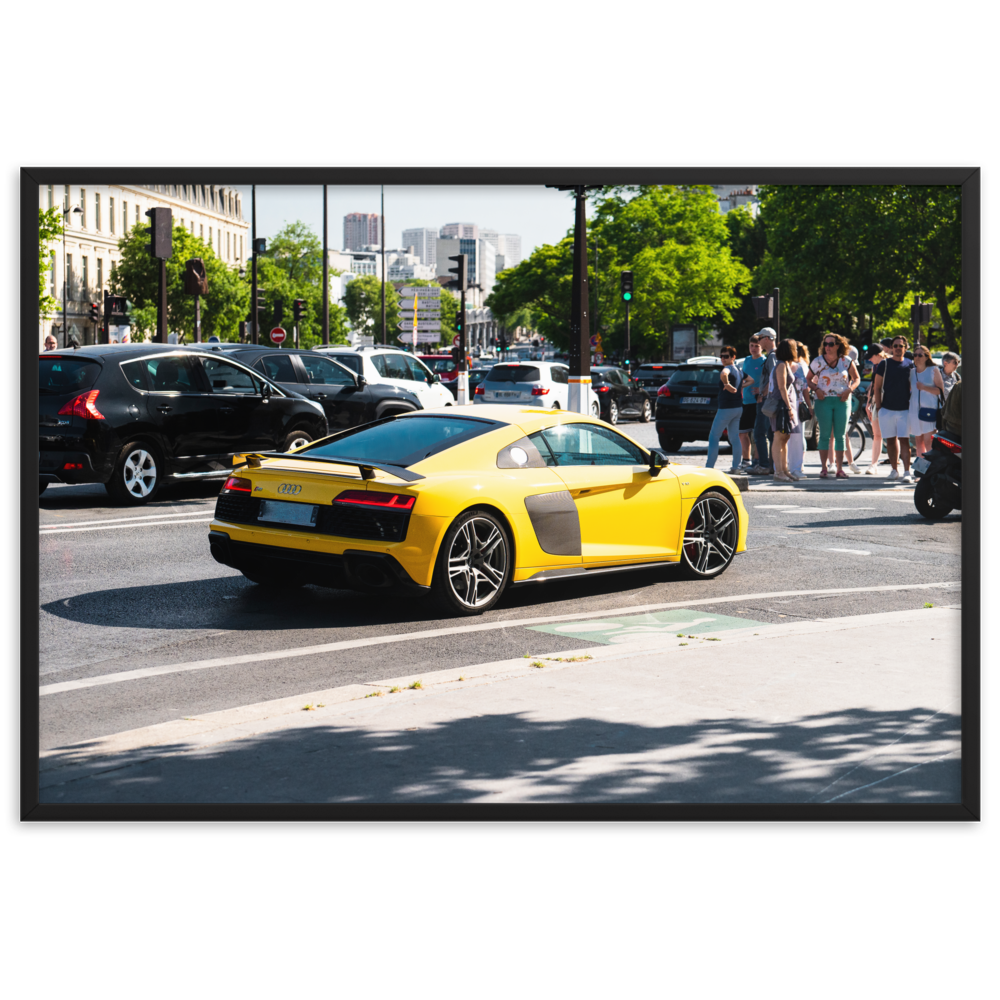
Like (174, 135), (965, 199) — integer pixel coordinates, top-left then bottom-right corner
(447, 516), (508, 608)
(682, 494), (737, 576)
(609, 401), (619, 424)
(122, 449), (157, 499)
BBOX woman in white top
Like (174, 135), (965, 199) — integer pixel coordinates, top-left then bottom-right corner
(806, 333), (860, 479)
(908, 346), (945, 459)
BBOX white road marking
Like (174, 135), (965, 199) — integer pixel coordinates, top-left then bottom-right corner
(39, 509), (213, 531)
(753, 505), (876, 513)
(822, 751), (958, 803)
(40, 518), (215, 535)
(825, 548), (872, 555)
(39, 581), (959, 697)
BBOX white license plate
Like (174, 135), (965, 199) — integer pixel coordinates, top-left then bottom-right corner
(258, 499), (318, 526)
(913, 456), (931, 476)
(687, 396), (710, 404)
(494, 390), (520, 398)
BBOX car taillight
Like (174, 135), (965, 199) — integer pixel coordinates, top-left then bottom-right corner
(475, 385), (485, 395)
(595, 385), (610, 393)
(335, 490), (415, 510)
(62, 462), (83, 470)
(57, 389), (104, 420)
(530, 387), (550, 395)
(222, 475), (252, 492)
(657, 385), (672, 397)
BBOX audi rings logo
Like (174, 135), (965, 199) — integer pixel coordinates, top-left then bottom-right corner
(277, 483), (302, 496)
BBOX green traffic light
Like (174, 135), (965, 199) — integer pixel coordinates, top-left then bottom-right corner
(623, 292), (632, 301)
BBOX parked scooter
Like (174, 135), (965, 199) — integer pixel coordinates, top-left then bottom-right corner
(913, 429), (962, 519)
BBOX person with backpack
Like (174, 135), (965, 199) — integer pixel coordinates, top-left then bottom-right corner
(705, 345), (749, 473)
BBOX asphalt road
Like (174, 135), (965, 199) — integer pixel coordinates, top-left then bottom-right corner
(37, 427), (961, 751)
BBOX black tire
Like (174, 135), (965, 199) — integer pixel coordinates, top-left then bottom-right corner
(39, 480), (48, 496)
(431, 508), (512, 616)
(661, 435), (684, 453)
(640, 398), (652, 423)
(282, 429), (313, 452)
(608, 400), (619, 425)
(677, 489), (739, 579)
(914, 476), (953, 520)
(105, 441), (162, 505)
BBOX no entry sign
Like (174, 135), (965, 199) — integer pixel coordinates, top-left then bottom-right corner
(270, 327), (286, 344)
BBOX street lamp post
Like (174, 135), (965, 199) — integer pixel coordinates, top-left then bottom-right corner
(62, 202), (82, 346)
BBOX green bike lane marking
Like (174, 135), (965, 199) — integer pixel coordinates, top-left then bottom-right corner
(527, 610), (765, 646)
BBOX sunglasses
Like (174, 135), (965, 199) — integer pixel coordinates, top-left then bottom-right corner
(914, 352), (930, 358)
(892, 343), (907, 348)
(822, 341), (837, 346)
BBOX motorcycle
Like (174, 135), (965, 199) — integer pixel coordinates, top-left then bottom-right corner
(912, 429), (962, 519)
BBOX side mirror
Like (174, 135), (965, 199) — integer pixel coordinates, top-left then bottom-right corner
(261, 381), (272, 399)
(648, 448), (668, 477)
(431, 373), (441, 383)
(355, 374), (367, 388)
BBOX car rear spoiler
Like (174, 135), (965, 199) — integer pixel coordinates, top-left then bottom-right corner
(236, 452), (425, 482)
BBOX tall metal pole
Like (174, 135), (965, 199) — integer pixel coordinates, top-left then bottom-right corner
(773, 287), (781, 342)
(322, 184), (329, 345)
(62, 210), (68, 346)
(157, 258), (167, 344)
(251, 184), (258, 345)
(380, 184), (386, 346)
(625, 300), (630, 360)
(568, 187), (591, 414)
(194, 294), (201, 343)
(913, 295), (922, 347)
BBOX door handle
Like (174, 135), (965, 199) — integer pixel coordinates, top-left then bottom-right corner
(220, 406), (234, 413)
(156, 405), (173, 412)
(314, 393), (327, 399)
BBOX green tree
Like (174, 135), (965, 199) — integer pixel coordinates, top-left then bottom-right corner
(255, 221), (349, 347)
(343, 274), (401, 343)
(38, 207), (63, 317)
(756, 184), (961, 350)
(109, 222), (249, 340)
(487, 186), (751, 360)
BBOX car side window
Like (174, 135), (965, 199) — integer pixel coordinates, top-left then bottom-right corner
(255, 354), (298, 383)
(200, 357), (260, 394)
(380, 354), (410, 380)
(529, 423), (646, 467)
(142, 355), (200, 393)
(551, 366), (568, 385)
(300, 355), (354, 386)
(371, 355), (388, 377)
(120, 360), (149, 391)
(332, 353), (362, 375)
(405, 356), (431, 382)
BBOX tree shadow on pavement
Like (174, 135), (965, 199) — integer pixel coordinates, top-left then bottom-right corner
(40, 704), (962, 806)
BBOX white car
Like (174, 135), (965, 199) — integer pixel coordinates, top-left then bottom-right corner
(473, 360), (600, 416)
(315, 346), (454, 409)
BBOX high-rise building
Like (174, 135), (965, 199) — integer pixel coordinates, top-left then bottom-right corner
(343, 212), (381, 251)
(435, 236), (496, 304)
(440, 222), (478, 240)
(480, 229), (522, 270)
(401, 227), (438, 268)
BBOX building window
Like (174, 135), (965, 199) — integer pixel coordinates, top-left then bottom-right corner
(200, 224), (204, 240)
(97, 258), (103, 290)
(227, 231), (231, 259)
(47, 185), (53, 209)
(95, 192), (101, 231)
(190, 221), (194, 234)
(136, 205), (140, 225)
(64, 185), (69, 211)
(209, 226), (212, 248)
(109, 197), (115, 234)
(123, 201), (128, 232)
(80, 189), (87, 228)
(82, 256), (88, 295)
(50, 251), (56, 296)
(240, 235), (243, 260)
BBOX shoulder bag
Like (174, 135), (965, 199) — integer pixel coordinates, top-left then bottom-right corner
(917, 377), (941, 424)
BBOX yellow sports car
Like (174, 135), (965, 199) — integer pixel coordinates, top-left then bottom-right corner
(208, 405), (748, 615)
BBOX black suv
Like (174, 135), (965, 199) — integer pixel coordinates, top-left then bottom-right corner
(654, 362), (727, 452)
(633, 362), (679, 400)
(39, 345), (328, 504)
(192, 345), (422, 430)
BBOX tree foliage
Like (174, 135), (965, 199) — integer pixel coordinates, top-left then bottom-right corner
(343, 274), (401, 344)
(487, 186), (751, 360)
(39, 207), (63, 317)
(109, 222), (249, 341)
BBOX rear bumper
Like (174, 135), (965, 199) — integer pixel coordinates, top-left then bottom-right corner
(209, 530), (429, 592)
(38, 450), (107, 484)
(655, 418), (714, 438)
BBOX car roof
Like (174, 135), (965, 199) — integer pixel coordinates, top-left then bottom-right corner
(392, 405), (646, 440)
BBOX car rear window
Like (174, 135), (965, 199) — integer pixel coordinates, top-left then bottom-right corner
(39, 356), (101, 394)
(329, 353), (362, 375)
(302, 415), (499, 467)
(485, 365), (541, 383)
(636, 365), (673, 376)
(667, 366), (723, 387)
(422, 357), (456, 374)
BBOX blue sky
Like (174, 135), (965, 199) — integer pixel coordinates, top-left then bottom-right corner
(231, 184), (583, 255)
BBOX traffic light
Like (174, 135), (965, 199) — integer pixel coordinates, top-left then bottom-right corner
(144, 207), (173, 259)
(447, 254), (467, 292)
(255, 288), (266, 313)
(293, 299), (305, 323)
(253, 238), (267, 255)
(105, 295), (127, 318)
(272, 299), (284, 327)
(620, 270), (633, 302)
(88, 302), (100, 322)
(451, 343), (462, 363)
(238, 320), (248, 342)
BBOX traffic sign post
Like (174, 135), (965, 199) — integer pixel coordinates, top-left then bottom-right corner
(270, 327), (286, 345)
(397, 286), (442, 351)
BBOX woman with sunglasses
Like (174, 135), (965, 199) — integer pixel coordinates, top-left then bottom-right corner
(705, 346), (748, 472)
(807, 333), (860, 479)
(908, 346), (945, 459)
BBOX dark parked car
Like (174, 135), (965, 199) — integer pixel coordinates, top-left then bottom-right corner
(193, 345), (422, 429)
(591, 366), (652, 424)
(633, 362), (680, 400)
(39, 345), (328, 504)
(654, 362), (731, 452)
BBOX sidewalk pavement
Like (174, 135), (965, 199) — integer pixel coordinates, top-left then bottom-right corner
(39, 606), (961, 805)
